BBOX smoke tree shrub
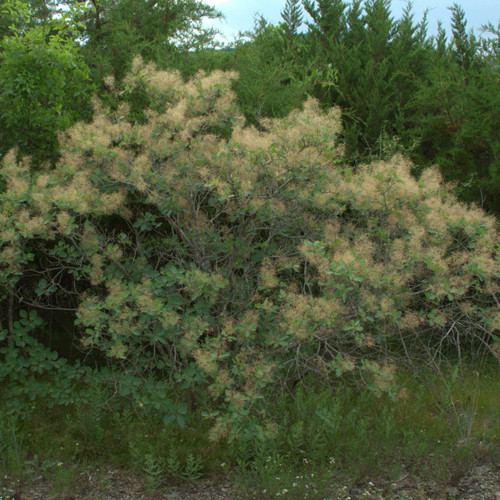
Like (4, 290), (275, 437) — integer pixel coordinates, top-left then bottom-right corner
(0, 58), (498, 435)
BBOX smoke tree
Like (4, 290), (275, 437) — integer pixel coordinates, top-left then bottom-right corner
(1, 60), (498, 436)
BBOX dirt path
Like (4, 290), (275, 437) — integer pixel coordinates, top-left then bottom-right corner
(2, 460), (499, 499)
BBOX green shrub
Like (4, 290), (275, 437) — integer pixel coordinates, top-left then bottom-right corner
(0, 4), (93, 165)
(0, 58), (498, 439)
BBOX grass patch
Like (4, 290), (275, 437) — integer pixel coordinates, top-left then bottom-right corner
(0, 362), (498, 498)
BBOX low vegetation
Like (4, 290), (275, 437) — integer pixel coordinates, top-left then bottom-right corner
(1, 365), (498, 498)
(1, 62), (499, 497)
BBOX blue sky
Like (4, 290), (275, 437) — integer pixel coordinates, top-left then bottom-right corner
(204, 0), (500, 42)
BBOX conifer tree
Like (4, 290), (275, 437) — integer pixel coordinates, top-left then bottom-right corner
(303, 0), (430, 162)
(230, 14), (312, 126)
(281, 0), (304, 36)
(449, 3), (478, 69)
(78, 0), (223, 81)
(408, 5), (500, 212)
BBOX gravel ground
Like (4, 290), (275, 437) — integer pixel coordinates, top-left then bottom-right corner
(1, 460), (499, 500)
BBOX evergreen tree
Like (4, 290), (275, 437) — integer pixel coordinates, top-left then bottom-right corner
(281, 0), (304, 36)
(78, 0), (223, 81)
(230, 14), (312, 126)
(449, 3), (478, 69)
(409, 13), (500, 212)
(304, 0), (430, 162)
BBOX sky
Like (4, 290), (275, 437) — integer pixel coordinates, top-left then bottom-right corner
(203, 0), (500, 43)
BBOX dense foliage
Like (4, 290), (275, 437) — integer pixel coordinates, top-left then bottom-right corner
(0, 0), (221, 166)
(227, 1), (500, 213)
(1, 63), (498, 438)
(77, 0), (223, 81)
(1, 0), (498, 211)
(0, 2), (499, 495)
(0, 0), (93, 165)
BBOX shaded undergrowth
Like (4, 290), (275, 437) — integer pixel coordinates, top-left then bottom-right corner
(0, 362), (498, 499)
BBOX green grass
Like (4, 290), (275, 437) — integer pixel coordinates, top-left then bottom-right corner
(0, 362), (498, 499)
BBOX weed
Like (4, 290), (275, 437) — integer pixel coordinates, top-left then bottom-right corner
(183, 453), (204, 480)
(0, 413), (26, 482)
(71, 385), (108, 447)
(142, 452), (165, 493)
(51, 464), (78, 498)
(165, 446), (183, 477)
(0, 363), (497, 497)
